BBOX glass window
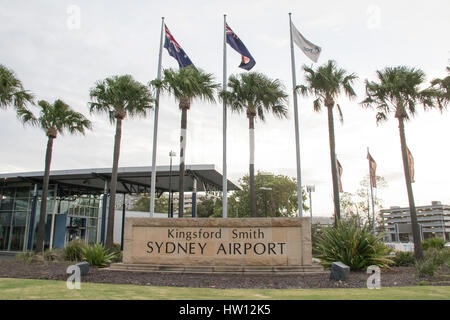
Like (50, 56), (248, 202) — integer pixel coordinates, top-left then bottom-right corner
(9, 211), (27, 251)
(87, 227), (97, 244)
(0, 211), (12, 250)
(15, 187), (31, 198)
(14, 198), (30, 211)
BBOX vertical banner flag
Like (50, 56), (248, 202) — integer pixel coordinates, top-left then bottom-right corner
(290, 21), (321, 62)
(367, 151), (377, 188)
(288, 13), (322, 217)
(164, 24), (194, 68)
(337, 159), (343, 193)
(407, 147), (415, 183)
(225, 24), (256, 70)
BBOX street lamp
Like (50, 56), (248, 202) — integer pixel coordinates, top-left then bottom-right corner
(306, 185), (315, 220)
(168, 151), (176, 218)
(259, 187), (272, 217)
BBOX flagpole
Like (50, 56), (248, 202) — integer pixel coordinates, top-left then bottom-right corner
(288, 13), (303, 217)
(368, 147), (376, 233)
(222, 14), (228, 218)
(149, 17), (165, 217)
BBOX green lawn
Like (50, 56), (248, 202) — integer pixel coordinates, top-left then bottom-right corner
(0, 278), (449, 300)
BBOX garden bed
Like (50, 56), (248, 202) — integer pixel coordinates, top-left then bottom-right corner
(1, 260), (446, 289)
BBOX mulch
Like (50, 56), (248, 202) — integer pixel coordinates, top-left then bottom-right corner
(2, 259), (447, 289)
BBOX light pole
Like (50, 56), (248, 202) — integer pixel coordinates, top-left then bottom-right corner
(306, 185), (315, 220)
(259, 187), (272, 217)
(168, 151), (176, 218)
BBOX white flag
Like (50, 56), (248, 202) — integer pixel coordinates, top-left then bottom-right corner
(291, 22), (321, 63)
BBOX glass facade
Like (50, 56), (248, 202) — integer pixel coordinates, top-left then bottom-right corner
(0, 185), (101, 252)
(0, 186), (33, 251)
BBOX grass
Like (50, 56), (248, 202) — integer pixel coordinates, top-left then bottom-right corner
(0, 278), (449, 300)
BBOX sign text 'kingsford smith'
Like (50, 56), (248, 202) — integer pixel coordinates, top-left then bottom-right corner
(146, 227), (286, 256)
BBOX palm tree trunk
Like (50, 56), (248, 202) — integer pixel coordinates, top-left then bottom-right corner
(106, 117), (122, 250)
(178, 107), (187, 218)
(398, 117), (423, 260)
(327, 106), (341, 226)
(36, 135), (54, 252)
(249, 115), (256, 217)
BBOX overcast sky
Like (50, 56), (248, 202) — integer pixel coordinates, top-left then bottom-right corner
(1, 0), (449, 217)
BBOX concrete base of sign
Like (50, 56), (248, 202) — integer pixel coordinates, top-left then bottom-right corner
(107, 263), (325, 275)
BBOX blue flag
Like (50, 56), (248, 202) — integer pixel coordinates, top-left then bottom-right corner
(164, 25), (194, 69)
(225, 24), (255, 71)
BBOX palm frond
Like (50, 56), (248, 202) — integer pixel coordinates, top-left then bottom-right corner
(313, 98), (322, 112)
(37, 99), (92, 136)
(295, 85), (308, 96)
(223, 72), (288, 122)
(89, 75), (154, 123)
(0, 64), (35, 123)
(336, 104), (344, 124)
(160, 66), (219, 106)
(361, 65), (443, 123)
(300, 60), (357, 119)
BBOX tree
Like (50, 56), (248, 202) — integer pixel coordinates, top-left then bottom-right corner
(0, 64), (34, 121)
(131, 194), (168, 213)
(195, 194), (222, 218)
(430, 66), (450, 107)
(297, 60), (357, 225)
(355, 175), (388, 232)
(228, 172), (308, 218)
(155, 66), (219, 217)
(26, 99), (92, 252)
(220, 73), (288, 217)
(361, 66), (444, 260)
(89, 75), (154, 249)
(340, 175), (388, 233)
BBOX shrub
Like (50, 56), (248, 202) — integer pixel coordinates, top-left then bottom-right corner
(415, 258), (439, 277)
(15, 251), (35, 264)
(392, 251), (415, 267)
(315, 218), (394, 271)
(422, 237), (445, 251)
(83, 244), (117, 267)
(63, 240), (86, 262)
(311, 223), (323, 256)
(415, 248), (450, 277)
(43, 249), (64, 262)
(111, 243), (123, 263)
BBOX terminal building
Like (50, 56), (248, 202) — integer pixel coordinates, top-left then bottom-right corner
(0, 165), (238, 253)
(381, 201), (450, 242)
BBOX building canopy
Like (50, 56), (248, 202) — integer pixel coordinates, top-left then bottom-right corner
(0, 164), (240, 197)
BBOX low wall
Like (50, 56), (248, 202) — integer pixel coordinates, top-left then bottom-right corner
(123, 218), (312, 266)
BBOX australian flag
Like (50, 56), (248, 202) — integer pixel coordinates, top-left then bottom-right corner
(164, 25), (194, 69)
(225, 24), (255, 71)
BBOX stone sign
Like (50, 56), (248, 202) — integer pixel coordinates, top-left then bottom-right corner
(123, 218), (312, 266)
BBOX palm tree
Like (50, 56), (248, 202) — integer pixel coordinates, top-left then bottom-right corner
(361, 66), (444, 261)
(430, 66), (450, 108)
(25, 99), (92, 252)
(220, 72), (288, 217)
(0, 64), (34, 120)
(89, 75), (154, 249)
(155, 66), (219, 217)
(297, 60), (357, 225)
